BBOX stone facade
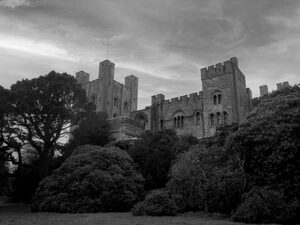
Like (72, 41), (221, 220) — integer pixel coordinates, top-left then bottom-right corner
(259, 85), (268, 97)
(76, 57), (252, 140)
(131, 57), (252, 138)
(76, 60), (138, 119)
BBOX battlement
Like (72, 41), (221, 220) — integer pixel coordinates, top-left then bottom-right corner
(151, 94), (165, 104)
(152, 91), (202, 105)
(201, 57), (238, 80)
(125, 74), (138, 86)
(277, 81), (290, 90)
(75, 71), (90, 84)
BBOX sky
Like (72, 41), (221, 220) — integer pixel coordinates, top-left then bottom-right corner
(0, 0), (299, 109)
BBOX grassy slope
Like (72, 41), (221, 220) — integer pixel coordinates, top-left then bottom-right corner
(0, 205), (253, 225)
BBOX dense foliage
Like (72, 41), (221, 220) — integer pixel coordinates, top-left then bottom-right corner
(132, 189), (178, 216)
(128, 129), (198, 190)
(31, 145), (144, 213)
(0, 72), (88, 180)
(63, 112), (111, 158)
(168, 86), (300, 223)
(167, 143), (243, 214)
(232, 187), (297, 224)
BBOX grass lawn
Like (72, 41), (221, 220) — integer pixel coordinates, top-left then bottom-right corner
(0, 205), (255, 225)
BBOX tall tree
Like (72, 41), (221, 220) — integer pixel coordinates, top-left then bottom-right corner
(0, 71), (88, 179)
(63, 111), (111, 158)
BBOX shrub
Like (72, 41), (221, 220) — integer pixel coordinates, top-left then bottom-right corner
(232, 187), (289, 223)
(205, 170), (244, 214)
(31, 145), (144, 213)
(128, 129), (179, 190)
(132, 189), (178, 216)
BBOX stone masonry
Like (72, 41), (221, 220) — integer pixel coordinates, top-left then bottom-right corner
(76, 57), (252, 140)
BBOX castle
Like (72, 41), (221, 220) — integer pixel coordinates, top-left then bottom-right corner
(76, 57), (253, 140)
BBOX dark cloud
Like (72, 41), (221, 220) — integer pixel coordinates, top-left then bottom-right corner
(0, 0), (299, 109)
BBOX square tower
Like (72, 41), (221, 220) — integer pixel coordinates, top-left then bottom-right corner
(97, 60), (115, 115)
(201, 57), (249, 137)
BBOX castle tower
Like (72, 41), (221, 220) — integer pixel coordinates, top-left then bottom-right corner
(201, 57), (249, 137)
(98, 60), (115, 116)
(75, 71), (90, 85)
(259, 85), (268, 97)
(125, 75), (139, 112)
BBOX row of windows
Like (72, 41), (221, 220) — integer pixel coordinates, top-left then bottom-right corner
(173, 116), (184, 128)
(138, 111), (228, 131)
(209, 111), (228, 127)
(213, 93), (222, 105)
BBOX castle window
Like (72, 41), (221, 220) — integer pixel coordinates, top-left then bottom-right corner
(223, 111), (228, 124)
(216, 112), (221, 126)
(181, 115), (184, 127)
(124, 102), (129, 112)
(195, 112), (201, 124)
(174, 117), (177, 127)
(160, 119), (164, 130)
(140, 121), (146, 130)
(113, 113), (117, 118)
(91, 95), (96, 104)
(113, 97), (118, 107)
(213, 95), (217, 105)
(177, 116), (181, 127)
(210, 114), (215, 126)
(218, 94), (222, 104)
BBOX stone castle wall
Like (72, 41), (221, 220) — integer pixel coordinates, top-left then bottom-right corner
(76, 57), (252, 140)
(133, 57), (251, 139)
(75, 60), (138, 119)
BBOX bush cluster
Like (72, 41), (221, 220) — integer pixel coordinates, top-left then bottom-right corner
(132, 189), (178, 216)
(31, 145), (144, 213)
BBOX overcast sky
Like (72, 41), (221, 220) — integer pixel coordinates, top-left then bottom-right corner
(0, 0), (299, 109)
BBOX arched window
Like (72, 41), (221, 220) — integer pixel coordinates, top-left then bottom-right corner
(173, 111), (185, 128)
(210, 114), (215, 126)
(140, 121), (145, 130)
(91, 95), (96, 104)
(218, 94), (222, 104)
(195, 112), (201, 124)
(216, 112), (221, 126)
(213, 95), (217, 105)
(223, 111), (228, 124)
(113, 97), (118, 107)
(135, 113), (147, 131)
(124, 102), (129, 112)
(160, 119), (164, 130)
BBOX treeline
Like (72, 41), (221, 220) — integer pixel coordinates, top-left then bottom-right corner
(0, 72), (299, 224)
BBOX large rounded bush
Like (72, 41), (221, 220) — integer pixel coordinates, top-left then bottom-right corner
(132, 189), (178, 216)
(31, 145), (144, 212)
(232, 187), (293, 223)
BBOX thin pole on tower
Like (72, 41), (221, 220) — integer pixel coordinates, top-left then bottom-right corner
(106, 39), (110, 60)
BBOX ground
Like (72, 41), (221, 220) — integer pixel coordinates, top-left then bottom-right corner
(0, 205), (255, 225)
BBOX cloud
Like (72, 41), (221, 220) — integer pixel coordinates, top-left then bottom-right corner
(0, 0), (299, 109)
(0, 0), (30, 8)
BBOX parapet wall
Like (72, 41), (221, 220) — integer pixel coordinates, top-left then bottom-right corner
(75, 71), (90, 84)
(201, 57), (238, 80)
(151, 91), (202, 106)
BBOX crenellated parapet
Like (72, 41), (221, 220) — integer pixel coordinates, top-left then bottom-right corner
(151, 92), (202, 106)
(201, 57), (238, 81)
(75, 71), (90, 84)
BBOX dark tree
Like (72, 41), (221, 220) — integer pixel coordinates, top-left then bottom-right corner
(63, 112), (111, 158)
(128, 129), (179, 190)
(0, 72), (87, 180)
(226, 86), (300, 197)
